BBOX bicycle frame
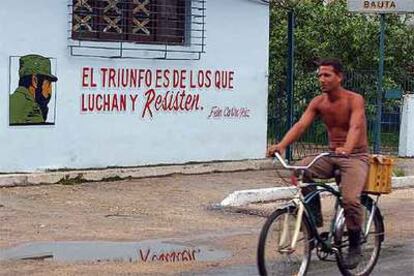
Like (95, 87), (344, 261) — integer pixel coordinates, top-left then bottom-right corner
(363, 195), (380, 238)
(280, 180), (343, 252)
(283, 186), (381, 253)
(273, 152), (381, 254)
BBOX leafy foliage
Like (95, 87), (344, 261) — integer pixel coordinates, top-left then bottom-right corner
(268, 0), (414, 155)
(269, 0), (414, 83)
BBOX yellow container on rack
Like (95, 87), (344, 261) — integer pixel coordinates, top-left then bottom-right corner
(364, 155), (394, 194)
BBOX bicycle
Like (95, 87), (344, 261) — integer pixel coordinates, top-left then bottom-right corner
(257, 152), (385, 276)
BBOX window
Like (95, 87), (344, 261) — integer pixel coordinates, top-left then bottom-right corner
(69, 0), (205, 60)
(72, 0), (187, 45)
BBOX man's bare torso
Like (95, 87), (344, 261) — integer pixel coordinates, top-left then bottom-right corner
(314, 90), (368, 152)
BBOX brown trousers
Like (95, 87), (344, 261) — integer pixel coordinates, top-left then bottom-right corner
(299, 153), (369, 231)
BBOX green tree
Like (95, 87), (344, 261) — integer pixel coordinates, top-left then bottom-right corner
(268, 0), (414, 154)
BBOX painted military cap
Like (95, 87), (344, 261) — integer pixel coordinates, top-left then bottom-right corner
(19, 54), (58, 81)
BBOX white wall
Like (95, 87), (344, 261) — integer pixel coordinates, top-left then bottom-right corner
(0, 0), (269, 172)
(399, 94), (414, 157)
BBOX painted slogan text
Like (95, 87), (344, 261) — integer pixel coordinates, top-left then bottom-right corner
(80, 67), (235, 119)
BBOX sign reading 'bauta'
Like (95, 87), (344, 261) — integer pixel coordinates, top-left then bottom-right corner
(348, 0), (414, 13)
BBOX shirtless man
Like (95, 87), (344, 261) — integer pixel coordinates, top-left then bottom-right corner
(267, 58), (369, 269)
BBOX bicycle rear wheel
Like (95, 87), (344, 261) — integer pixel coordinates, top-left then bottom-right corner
(257, 207), (312, 276)
(335, 197), (383, 276)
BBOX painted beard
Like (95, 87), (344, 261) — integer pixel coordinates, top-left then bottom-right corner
(35, 87), (51, 121)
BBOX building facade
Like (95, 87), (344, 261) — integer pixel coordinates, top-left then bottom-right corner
(0, 0), (269, 172)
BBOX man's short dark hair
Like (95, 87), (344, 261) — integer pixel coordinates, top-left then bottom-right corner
(318, 58), (343, 75)
(18, 75), (32, 88)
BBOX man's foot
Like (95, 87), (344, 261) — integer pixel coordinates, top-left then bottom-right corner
(343, 229), (362, 269)
(343, 245), (362, 269)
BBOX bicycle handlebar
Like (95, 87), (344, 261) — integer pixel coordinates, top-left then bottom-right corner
(273, 152), (331, 170)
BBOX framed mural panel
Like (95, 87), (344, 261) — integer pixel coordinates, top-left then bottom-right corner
(8, 55), (58, 126)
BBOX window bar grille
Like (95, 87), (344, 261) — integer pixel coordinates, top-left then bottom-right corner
(68, 0), (206, 60)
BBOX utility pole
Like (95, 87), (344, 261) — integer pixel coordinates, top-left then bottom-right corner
(374, 14), (385, 153)
(286, 9), (295, 161)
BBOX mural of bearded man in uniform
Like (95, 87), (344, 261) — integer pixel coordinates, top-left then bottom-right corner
(9, 54), (58, 125)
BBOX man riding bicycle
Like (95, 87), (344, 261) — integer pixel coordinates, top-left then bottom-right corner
(267, 58), (369, 269)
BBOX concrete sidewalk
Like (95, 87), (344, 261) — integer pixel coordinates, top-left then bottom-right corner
(0, 159), (274, 187)
(220, 176), (414, 207)
(1, 157), (413, 188)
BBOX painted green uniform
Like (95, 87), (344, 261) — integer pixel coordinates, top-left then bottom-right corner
(9, 86), (44, 124)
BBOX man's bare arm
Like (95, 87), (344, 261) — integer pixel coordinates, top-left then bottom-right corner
(342, 95), (366, 153)
(267, 97), (319, 156)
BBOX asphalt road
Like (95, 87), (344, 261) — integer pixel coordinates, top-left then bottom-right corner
(196, 241), (414, 275)
(1, 171), (413, 275)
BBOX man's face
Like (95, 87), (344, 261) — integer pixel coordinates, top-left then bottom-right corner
(41, 79), (52, 98)
(317, 65), (342, 93)
(30, 75), (53, 98)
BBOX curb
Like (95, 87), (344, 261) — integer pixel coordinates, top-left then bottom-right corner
(0, 159), (274, 187)
(220, 176), (414, 207)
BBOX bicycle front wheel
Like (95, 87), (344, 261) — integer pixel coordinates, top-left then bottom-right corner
(257, 207), (312, 276)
